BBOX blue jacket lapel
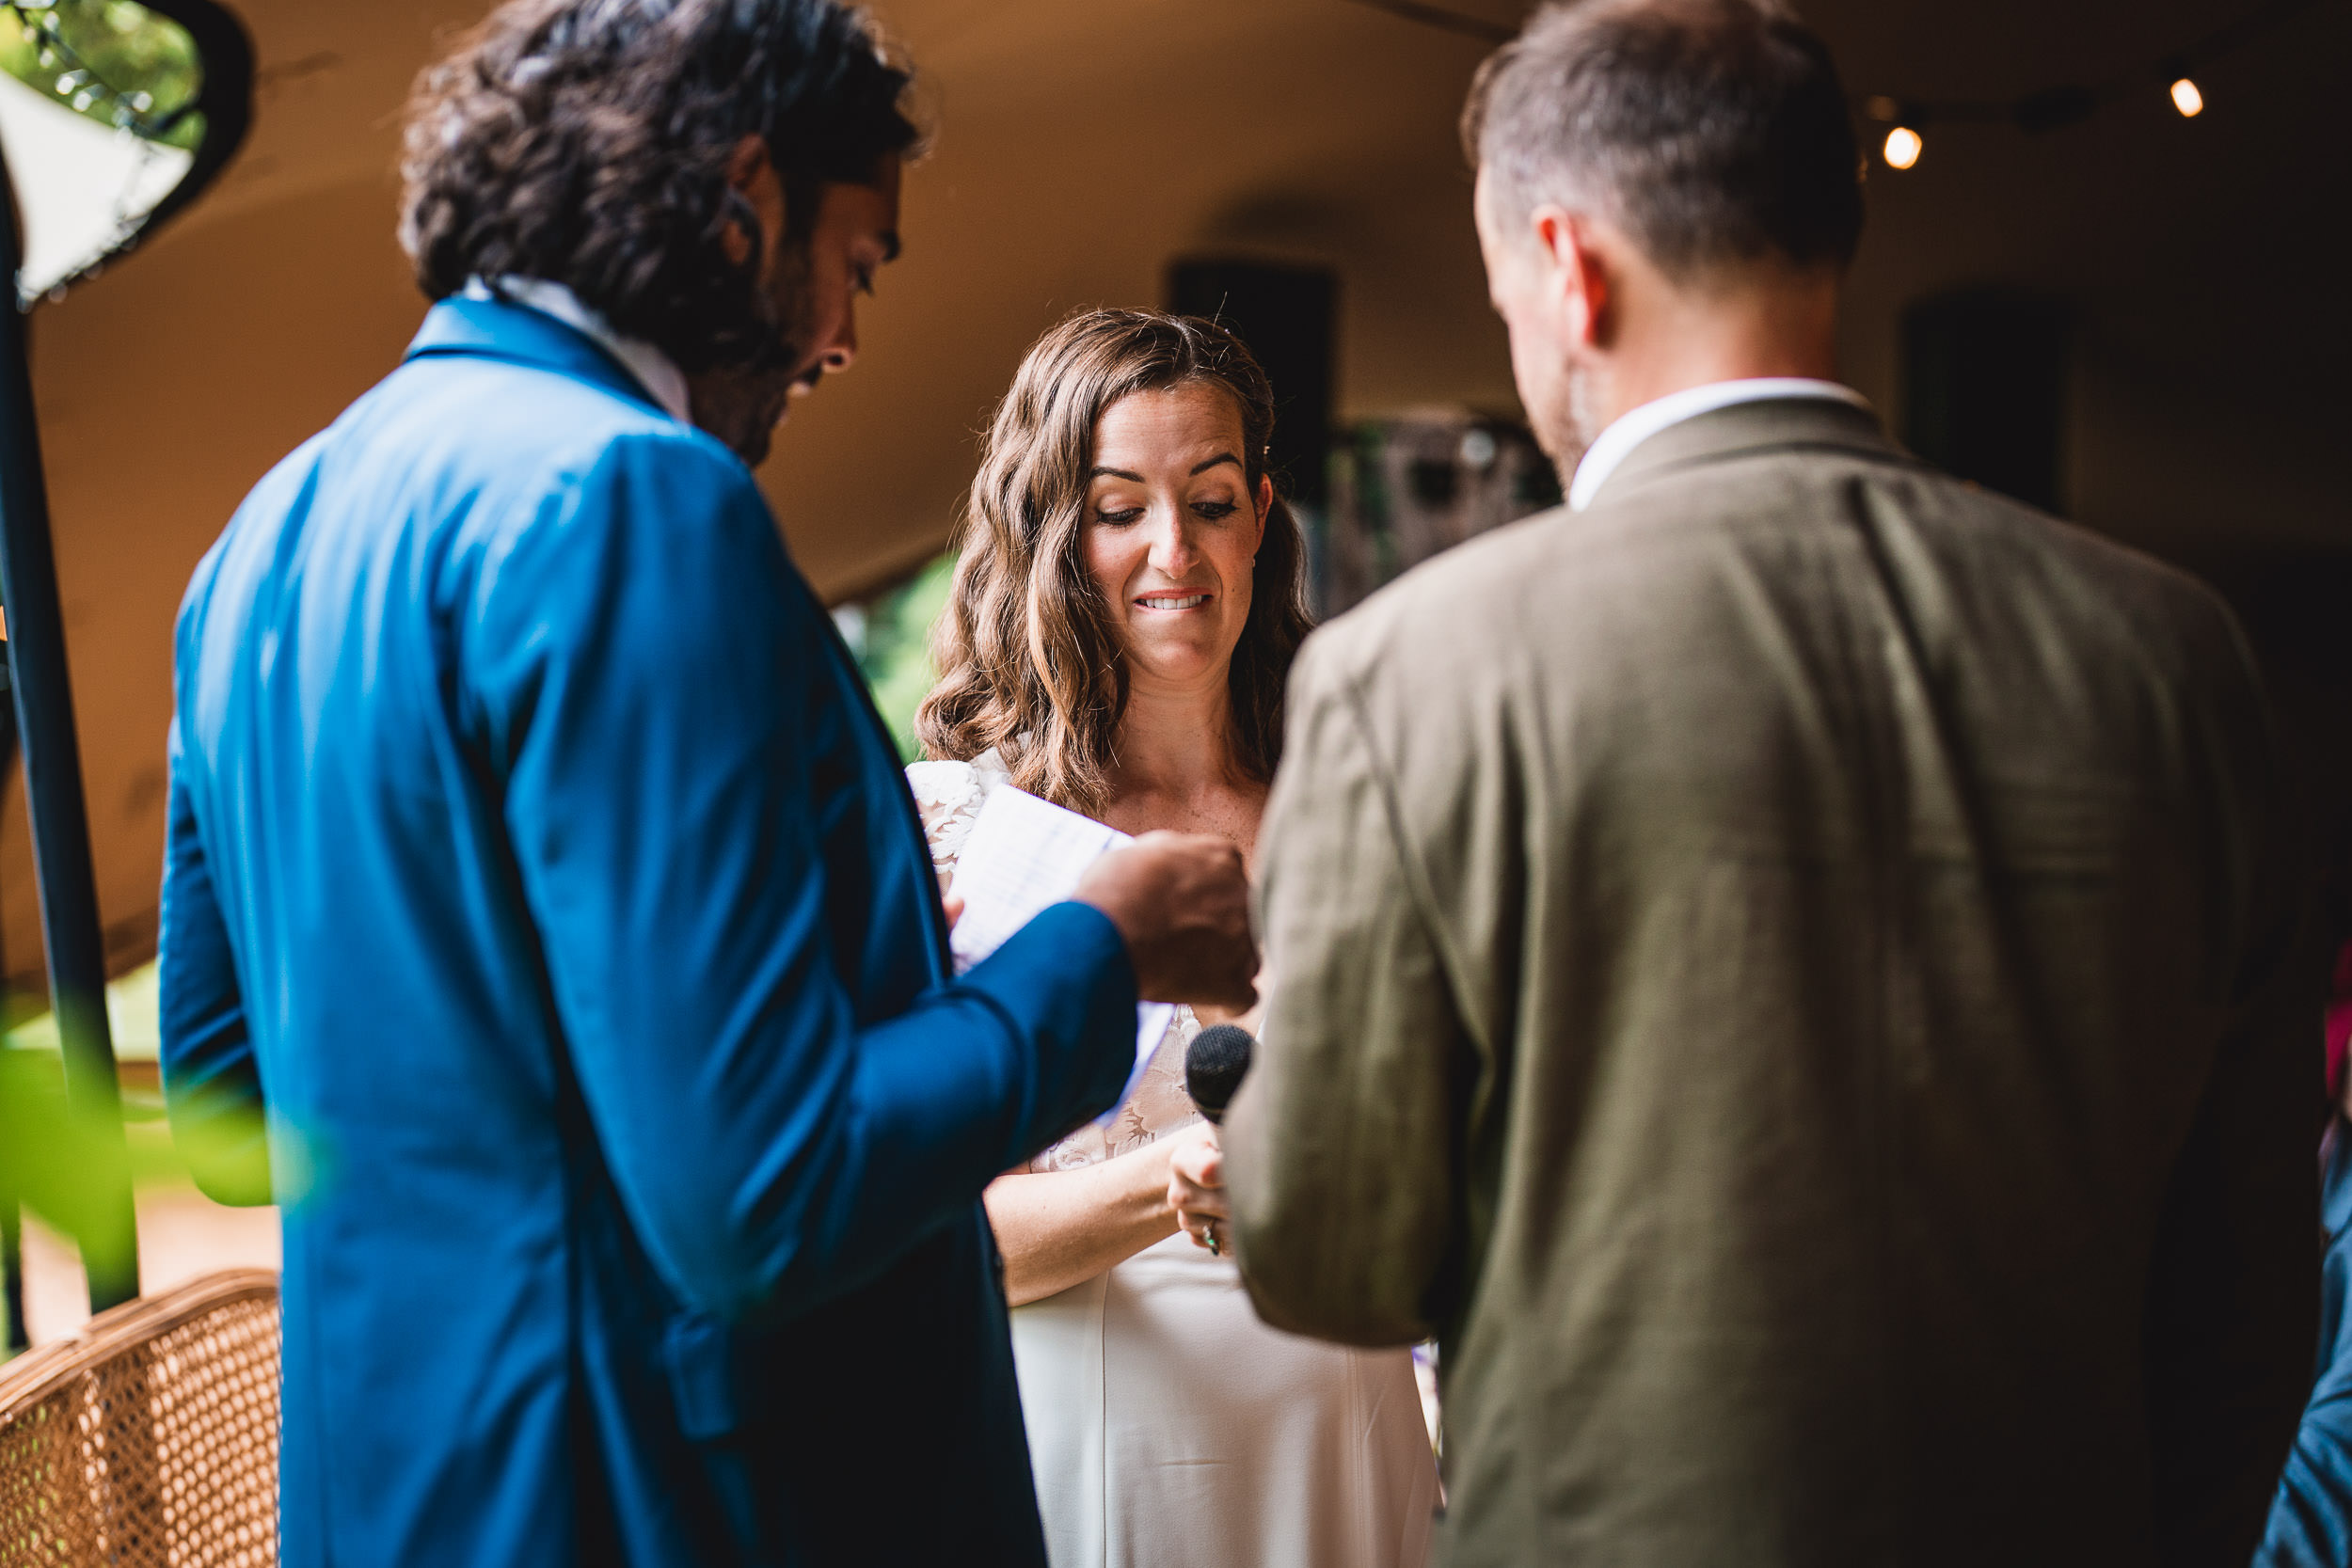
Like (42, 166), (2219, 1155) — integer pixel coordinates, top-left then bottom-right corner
(807, 590), (954, 984)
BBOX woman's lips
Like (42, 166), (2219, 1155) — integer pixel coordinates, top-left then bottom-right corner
(1135, 593), (1211, 611)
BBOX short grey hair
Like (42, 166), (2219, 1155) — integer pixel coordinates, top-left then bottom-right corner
(1462, 0), (1864, 278)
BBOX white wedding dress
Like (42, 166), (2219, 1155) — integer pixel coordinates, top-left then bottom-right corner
(909, 753), (1438, 1568)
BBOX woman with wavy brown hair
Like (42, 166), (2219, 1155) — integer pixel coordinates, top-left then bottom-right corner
(910, 309), (1436, 1568)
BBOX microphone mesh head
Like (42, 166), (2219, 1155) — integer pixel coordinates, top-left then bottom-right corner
(1184, 1024), (1255, 1125)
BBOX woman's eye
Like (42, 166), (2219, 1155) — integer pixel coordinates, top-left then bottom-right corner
(1193, 500), (1238, 520)
(1094, 506), (1145, 525)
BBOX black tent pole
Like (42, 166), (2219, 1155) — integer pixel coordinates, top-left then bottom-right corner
(2, 1200), (24, 1354)
(0, 145), (140, 1314)
(0, 688), (26, 1352)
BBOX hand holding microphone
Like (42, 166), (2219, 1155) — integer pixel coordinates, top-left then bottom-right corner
(1170, 1023), (1254, 1255)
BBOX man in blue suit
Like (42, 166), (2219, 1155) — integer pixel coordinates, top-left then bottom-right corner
(157, 3), (1257, 1563)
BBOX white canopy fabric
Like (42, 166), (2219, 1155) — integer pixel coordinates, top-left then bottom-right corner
(0, 69), (189, 297)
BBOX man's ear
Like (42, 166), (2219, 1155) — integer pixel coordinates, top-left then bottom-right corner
(720, 135), (773, 268)
(1531, 205), (1609, 350)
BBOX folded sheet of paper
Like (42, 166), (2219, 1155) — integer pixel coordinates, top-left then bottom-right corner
(946, 784), (1175, 1126)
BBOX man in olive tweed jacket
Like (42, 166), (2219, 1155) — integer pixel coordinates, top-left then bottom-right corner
(1213, 4), (2318, 1565)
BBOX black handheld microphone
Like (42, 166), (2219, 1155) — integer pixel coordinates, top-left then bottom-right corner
(1184, 1024), (1255, 1127)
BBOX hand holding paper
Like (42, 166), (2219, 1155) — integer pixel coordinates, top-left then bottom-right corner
(1073, 832), (1257, 1013)
(946, 785), (1257, 1121)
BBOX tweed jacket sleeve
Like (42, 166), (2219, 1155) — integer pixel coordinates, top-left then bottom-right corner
(1223, 625), (1473, 1346)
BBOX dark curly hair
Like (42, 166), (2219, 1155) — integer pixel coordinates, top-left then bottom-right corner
(917, 310), (1315, 815)
(399, 0), (920, 373)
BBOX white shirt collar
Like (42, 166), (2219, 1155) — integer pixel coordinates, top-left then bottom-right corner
(461, 276), (694, 426)
(1567, 377), (1871, 511)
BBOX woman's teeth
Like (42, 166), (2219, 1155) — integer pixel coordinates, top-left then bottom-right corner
(1137, 594), (1209, 610)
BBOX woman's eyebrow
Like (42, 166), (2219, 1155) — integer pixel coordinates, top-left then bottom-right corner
(1087, 453), (1240, 482)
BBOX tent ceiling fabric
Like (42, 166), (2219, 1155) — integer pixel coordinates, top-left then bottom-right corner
(5, 0), (2344, 990)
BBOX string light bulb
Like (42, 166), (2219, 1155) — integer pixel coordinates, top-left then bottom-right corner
(2169, 76), (2204, 117)
(1883, 126), (1923, 169)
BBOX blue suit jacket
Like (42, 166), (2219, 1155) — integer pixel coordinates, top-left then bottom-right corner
(158, 297), (1139, 1567)
(2259, 1117), (2352, 1567)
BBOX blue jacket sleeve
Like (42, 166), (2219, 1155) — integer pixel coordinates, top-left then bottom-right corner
(2254, 1120), (2352, 1568)
(466, 431), (1136, 1325)
(157, 716), (275, 1207)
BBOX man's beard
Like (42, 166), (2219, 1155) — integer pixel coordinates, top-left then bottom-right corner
(1540, 354), (1602, 494)
(691, 246), (816, 468)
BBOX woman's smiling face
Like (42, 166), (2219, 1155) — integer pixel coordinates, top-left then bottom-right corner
(1083, 382), (1270, 693)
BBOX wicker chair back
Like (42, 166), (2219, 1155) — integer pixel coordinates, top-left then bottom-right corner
(0, 1270), (280, 1567)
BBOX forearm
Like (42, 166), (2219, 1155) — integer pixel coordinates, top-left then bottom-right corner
(985, 1142), (1180, 1307)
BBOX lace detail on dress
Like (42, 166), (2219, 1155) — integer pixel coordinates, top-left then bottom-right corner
(905, 751), (1202, 1174)
(906, 751), (1009, 880)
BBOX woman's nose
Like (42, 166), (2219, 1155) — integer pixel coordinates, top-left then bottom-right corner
(1148, 509), (1200, 574)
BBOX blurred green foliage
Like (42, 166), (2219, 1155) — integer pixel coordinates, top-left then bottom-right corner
(0, 0), (204, 150)
(8, 962), (292, 1203)
(851, 553), (955, 763)
(1, 1048), (136, 1345)
(2, 964), (277, 1352)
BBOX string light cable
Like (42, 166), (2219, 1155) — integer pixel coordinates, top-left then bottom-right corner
(1327, 0), (2340, 167)
(2, 0), (208, 301)
(1859, 0), (2336, 166)
(2, 0), (195, 143)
